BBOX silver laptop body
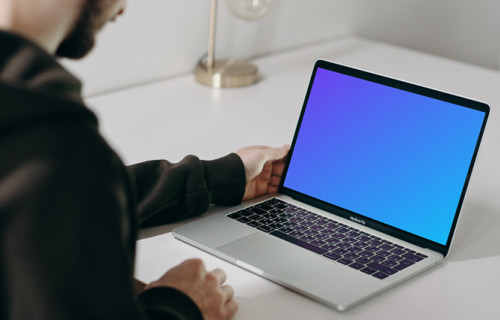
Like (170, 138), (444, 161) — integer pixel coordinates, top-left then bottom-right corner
(173, 60), (489, 311)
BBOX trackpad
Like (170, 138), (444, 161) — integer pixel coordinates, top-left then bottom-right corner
(217, 232), (332, 282)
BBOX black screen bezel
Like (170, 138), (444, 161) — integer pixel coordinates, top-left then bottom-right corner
(278, 59), (490, 256)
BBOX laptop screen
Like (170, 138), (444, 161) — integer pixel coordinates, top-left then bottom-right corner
(282, 62), (488, 248)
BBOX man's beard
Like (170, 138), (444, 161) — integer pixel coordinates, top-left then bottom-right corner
(55, 1), (100, 59)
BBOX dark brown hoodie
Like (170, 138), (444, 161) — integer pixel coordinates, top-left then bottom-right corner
(0, 30), (246, 320)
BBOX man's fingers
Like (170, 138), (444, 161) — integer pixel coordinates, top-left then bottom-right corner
(220, 284), (235, 301)
(263, 144), (290, 162)
(267, 185), (279, 194)
(210, 268), (227, 286)
(225, 298), (239, 318)
(270, 174), (281, 186)
(272, 160), (286, 176)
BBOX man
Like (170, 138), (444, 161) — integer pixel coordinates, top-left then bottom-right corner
(0, 0), (289, 319)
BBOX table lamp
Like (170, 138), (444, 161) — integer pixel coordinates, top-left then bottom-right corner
(195, 0), (272, 88)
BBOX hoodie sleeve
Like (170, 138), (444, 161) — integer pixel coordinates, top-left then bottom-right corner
(127, 153), (247, 228)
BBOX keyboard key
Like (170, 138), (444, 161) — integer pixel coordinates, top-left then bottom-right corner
(303, 229), (319, 237)
(304, 215), (319, 222)
(346, 231), (360, 238)
(403, 252), (425, 262)
(353, 241), (369, 248)
(248, 214), (262, 221)
(343, 237), (358, 244)
(370, 255), (385, 263)
(323, 252), (342, 261)
(296, 210), (310, 217)
(365, 246), (380, 253)
(332, 248), (348, 256)
(368, 239), (382, 246)
(344, 252), (359, 260)
(372, 272), (390, 279)
(284, 207), (298, 213)
(360, 267), (377, 275)
(367, 262), (397, 275)
(348, 262), (365, 270)
(298, 220), (315, 227)
(391, 248), (406, 255)
(309, 240), (326, 247)
(316, 217), (330, 224)
(310, 225), (325, 232)
(288, 231), (304, 239)
(249, 207), (267, 215)
(337, 228), (350, 234)
(269, 223), (284, 229)
(270, 230), (327, 255)
(247, 221), (262, 228)
(337, 258), (353, 265)
(274, 217), (288, 224)
(378, 250), (393, 258)
(227, 212), (242, 219)
(356, 257), (371, 265)
(358, 251), (374, 258)
(257, 225), (274, 232)
(337, 242), (352, 249)
(381, 260), (399, 268)
(237, 217), (251, 223)
(278, 227), (294, 234)
(314, 233), (330, 241)
(387, 254), (405, 262)
(321, 243), (338, 251)
(348, 246), (364, 253)
(321, 229), (337, 236)
(282, 221), (297, 227)
(393, 259), (415, 270)
(380, 244), (394, 251)
(300, 235), (316, 242)
(358, 235), (371, 242)
(330, 234), (346, 240)
(259, 218), (274, 225)
(325, 237), (340, 244)
(239, 209), (254, 217)
(256, 203), (273, 211)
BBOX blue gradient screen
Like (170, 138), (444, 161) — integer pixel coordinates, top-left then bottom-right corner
(283, 67), (486, 245)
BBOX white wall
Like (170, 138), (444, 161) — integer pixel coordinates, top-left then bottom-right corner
(62, 0), (500, 97)
(351, 0), (500, 70)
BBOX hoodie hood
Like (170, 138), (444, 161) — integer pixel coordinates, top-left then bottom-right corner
(0, 30), (96, 134)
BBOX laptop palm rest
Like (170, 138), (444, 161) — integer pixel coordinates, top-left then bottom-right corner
(218, 232), (336, 282)
(218, 232), (383, 310)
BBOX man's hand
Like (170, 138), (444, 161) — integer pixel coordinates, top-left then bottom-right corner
(236, 145), (290, 201)
(146, 259), (238, 320)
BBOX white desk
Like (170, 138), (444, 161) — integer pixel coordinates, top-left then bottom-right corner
(87, 36), (500, 319)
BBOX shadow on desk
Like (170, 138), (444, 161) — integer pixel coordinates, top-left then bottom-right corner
(448, 201), (500, 262)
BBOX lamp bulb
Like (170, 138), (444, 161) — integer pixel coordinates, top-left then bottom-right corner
(225, 0), (272, 21)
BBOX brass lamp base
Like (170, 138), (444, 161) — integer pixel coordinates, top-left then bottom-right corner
(195, 59), (258, 88)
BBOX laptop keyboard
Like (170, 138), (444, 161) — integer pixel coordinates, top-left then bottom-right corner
(227, 198), (428, 280)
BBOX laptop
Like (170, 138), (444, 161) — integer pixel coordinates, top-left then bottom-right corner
(173, 59), (489, 311)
